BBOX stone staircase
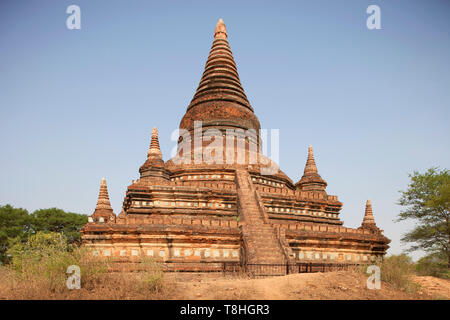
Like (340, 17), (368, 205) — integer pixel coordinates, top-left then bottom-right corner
(235, 169), (287, 266)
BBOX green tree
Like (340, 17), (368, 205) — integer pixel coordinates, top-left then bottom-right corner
(30, 208), (88, 244)
(397, 167), (450, 268)
(415, 252), (450, 279)
(0, 205), (88, 264)
(0, 205), (32, 263)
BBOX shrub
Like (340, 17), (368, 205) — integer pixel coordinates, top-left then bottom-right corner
(2, 231), (167, 299)
(379, 254), (420, 293)
(6, 231), (109, 293)
(139, 257), (164, 292)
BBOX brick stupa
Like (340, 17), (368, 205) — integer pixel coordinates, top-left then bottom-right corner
(82, 19), (390, 272)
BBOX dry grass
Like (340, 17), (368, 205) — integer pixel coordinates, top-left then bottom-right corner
(0, 267), (173, 300)
(0, 234), (169, 300)
(1, 262), (447, 300)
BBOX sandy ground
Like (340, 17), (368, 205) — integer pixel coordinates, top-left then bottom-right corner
(412, 275), (450, 299)
(165, 271), (450, 300)
(1, 268), (449, 300)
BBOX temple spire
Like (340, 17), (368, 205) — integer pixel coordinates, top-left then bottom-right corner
(148, 127), (162, 160)
(304, 145), (318, 175)
(95, 178), (113, 211)
(185, 18), (254, 114)
(90, 178), (115, 223)
(139, 126), (169, 181)
(362, 199), (377, 227)
(295, 145), (327, 191)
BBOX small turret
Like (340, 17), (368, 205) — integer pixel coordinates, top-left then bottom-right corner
(359, 200), (381, 233)
(295, 145), (327, 192)
(139, 127), (169, 181)
(89, 178), (116, 223)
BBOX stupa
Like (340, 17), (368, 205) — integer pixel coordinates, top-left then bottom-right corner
(81, 19), (390, 272)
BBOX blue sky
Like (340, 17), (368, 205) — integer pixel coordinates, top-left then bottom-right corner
(1, 0), (449, 260)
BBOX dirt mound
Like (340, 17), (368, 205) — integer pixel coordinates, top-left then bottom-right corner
(167, 271), (445, 300)
(2, 267), (448, 300)
(412, 275), (450, 299)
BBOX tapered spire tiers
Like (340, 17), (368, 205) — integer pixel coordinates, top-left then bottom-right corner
(179, 18), (261, 134)
(360, 200), (380, 232)
(139, 126), (169, 180)
(148, 127), (162, 159)
(90, 178), (115, 223)
(295, 145), (327, 191)
(140, 127), (164, 171)
(304, 145), (318, 175)
(95, 178), (113, 211)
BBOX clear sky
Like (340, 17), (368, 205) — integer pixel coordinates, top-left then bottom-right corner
(1, 0), (449, 260)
